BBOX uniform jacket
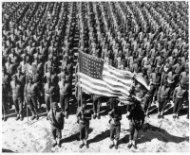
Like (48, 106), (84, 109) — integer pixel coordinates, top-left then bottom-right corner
(48, 109), (64, 130)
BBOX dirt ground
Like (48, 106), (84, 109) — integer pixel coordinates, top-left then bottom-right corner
(2, 103), (189, 153)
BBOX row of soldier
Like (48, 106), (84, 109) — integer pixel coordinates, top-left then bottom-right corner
(2, 2), (189, 150)
(75, 2), (189, 118)
(2, 2), (76, 120)
(48, 96), (145, 149)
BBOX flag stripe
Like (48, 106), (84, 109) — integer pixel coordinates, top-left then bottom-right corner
(103, 64), (134, 79)
(80, 83), (118, 97)
(78, 73), (122, 95)
(78, 71), (132, 98)
(78, 51), (148, 104)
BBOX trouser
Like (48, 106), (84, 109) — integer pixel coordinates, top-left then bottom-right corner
(27, 96), (38, 116)
(93, 98), (101, 116)
(143, 95), (153, 112)
(45, 95), (52, 112)
(129, 122), (139, 141)
(37, 88), (44, 109)
(2, 92), (8, 115)
(51, 126), (62, 140)
(108, 98), (115, 110)
(158, 99), (168, 113)
(79, 122), (89, 140)
(152, 84), (159, 101)
(126, 104), (133, 113)
(12, 95), (23, 115)
(110, 124), (121, 141)
(173, 97), (183, 114)
(60, 95), (69, 114)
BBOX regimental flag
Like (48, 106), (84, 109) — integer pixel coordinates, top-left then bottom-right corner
(78, 51), (136, 103)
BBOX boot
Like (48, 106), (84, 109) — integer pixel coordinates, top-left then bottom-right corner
(160, 111), (164, 118)
(127, 140), (132, 149)
(84, 140), (89, 148)
(31, 115), (36, 120)
(97, 113), (100, 119)
(93, 113), (97, 119)
(36, 114), (39, 120)
(157, 112), (161, 118)
(79, 140), (84, 148)
(109, 140), (114, 149)
(65, 111), (68, 119)
(20, 114), (23, 121)
(57, 138), (61, 148)
(114, 140), (119, 149)
(16, 114), (20, 121)
(132, 140), (137, 149)
(52, 139), (57, 147)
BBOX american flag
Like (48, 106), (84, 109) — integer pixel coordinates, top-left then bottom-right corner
(78, 51), (136, 103)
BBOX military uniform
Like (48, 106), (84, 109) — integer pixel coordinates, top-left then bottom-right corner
(92, 95), (101, 119)
(108, 105), (122, 149)
(157, 84), (171, 118)
(44, 81), (56, 114)
(25, 79), (39, 120)
(47, 102), (64, 147)
(58, 78), (70, 118)
(173, 84), (187, 118)
(2, 70), (11, 120)
(76, 104), (92, 148)
(10, 75), (23, 120)
(128, 101), (145, 149)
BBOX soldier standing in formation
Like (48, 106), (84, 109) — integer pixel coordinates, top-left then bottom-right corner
(25, 77), (39, 120)
(157, 79), (171, 118)
(10, 75), (23, 120)
(2, 67), (11, 121)
(58, 75), (70, 118)
(173, 82), (187, 119)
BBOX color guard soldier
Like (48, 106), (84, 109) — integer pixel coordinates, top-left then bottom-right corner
(76, 103), (93, 149)
(108, 99), (122, 149)
(128, 97), (145, 149)
(47, 102), (64, 147)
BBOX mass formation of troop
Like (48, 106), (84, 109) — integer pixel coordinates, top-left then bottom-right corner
(2, 2), (189, 150)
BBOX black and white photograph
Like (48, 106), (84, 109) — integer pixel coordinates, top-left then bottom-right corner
(1, 0), (189, 152)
